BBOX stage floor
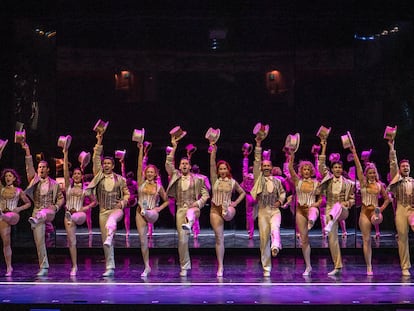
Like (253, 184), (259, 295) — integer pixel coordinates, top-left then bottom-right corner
(1, 229), (414, 310)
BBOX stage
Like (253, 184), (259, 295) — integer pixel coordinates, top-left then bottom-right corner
(0, 228), (414, 310)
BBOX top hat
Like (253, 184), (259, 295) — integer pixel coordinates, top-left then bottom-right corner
(169, 126), (187, 141)
(311, 144), (321, 155)
(371, 212), (383, 225)
(384, 125), (397, 141)
(36, 152), (45, 162)
(361, 149), (372, 162)
(0, 139), (8, 155)
(262, 149), (271, 161)
(341, 131), (354, 149)
(78, 151), (91, 169)
(347, 153), (354, 162)
(242, 142), (253, 155)
(253, 122), (270, 140)
(329, 153), (341, 163)
(284, 133), (300, 153)
(93, 119), (109, 134)
(115, 149), (126, 161)
(205, 127), (221, 145)
(14, 129), (26, 144)
(57, 135), (72, 151)
(144, 141), (152, 154)
(185, 144), (197, 156)
(316, 125), (331, 140)
(55, 158), (71, 171)
(132, 128), (145, 143)
(165, 146), (173, 155)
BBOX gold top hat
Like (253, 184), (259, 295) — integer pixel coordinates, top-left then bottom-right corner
(341, 131), (354, 149)
(384, 125), (397, 140)
(78, 151), (91, 169)
(115, 149), (126, 161)
(311, 144), (321, 155)
(55, 157), (71, 171)
(205, 127), (221, 145)
(284, 133), (300, 153)
(361, 149), (372, 162)
(36, 152), (45, 162)
(165, 146), (173, 155)
(143, 141), (152, 154)
(93, 119), (109, 134)
(185, 144), (197, 156)
(329, 153), (341, 163)
(57, 135), (72, 151)
(316, 125), (331, 140)
(169, 126), (187, 141)
(242, 142), (253, 155)
(253, 122), (270, 140)
(0, 139), (8, 155)
(347, 153), (354, 162)
(132, 128), (145, 143)
(14, 129), (26, 144)
(262, 149), (271, 161)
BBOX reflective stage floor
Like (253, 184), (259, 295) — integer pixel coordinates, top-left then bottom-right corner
(1, 228), (414, 310)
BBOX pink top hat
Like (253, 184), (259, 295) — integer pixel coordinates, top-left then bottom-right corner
(316, 125), (331, 140)
(341, 131), (354, 149)
(93, 119), (109, 134)
(242, 142), (253, 155)
(14, 129), (26, 144)
(253, 122), (270, 140)
(185, 143), (197, 156)
(132, 128), (145, 143)
(383, 125), (397, 140)
(169, 126), (187, 141)
(346, 153), (354, 162)
(115, 149), (126, 161)
(143, 141), (152, 154)
(311, 144), (321, 155)
(284, 133), (300, 153)
(205, 127), (221, 145)
(78, 151), (91, 169)
(262, 149), (271, 161)
(57, 135), (72, 151)
(329, 153), (341, 163)
(361, 149), (372, 162)
(0, 139), (8, 155)
(165, 146), (173, 155)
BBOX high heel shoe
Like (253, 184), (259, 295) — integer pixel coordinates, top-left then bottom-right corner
(5, 268), (13, 277)
(141, 267), (151, 278)
(70, 267), (78, 276)
(216, 268), (223, 278)
(302, 267), (312, 276)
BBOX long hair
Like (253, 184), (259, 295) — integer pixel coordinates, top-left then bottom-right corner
(1, 168), (21, 187)
(216, 160), (233, 179)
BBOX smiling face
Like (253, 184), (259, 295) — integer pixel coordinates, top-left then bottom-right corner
(145, 165), (157, 182)
(400, 161), (410, 177)
(331, 163), (343, 178)
(72, 168), (83, 183)
(261, 160), (273, 177)
(102, 158), (114, 174)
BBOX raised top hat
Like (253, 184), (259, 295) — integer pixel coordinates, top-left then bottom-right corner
(36, 152), (45, 162)
(347, 153), (354, 162)
(93, 119), (109, 134)
(57, 135), (72, 151)
(316, 125), (331, 140)
(165, 146), (173, 155)
(361, 149), (372, 162)
(253, 122), (270, 140)
(384, 125), (397, 140)
(311, 144), (321, 155)
(78, 151), (91, 169)
(262, 149), (271, 161)
(284, 133), (300, 153)
(143, 141), (152, 153)
(132, 128), (145, 143)
(205, 127), (221, 145)
(115, 149), (126, 161)
(55, 158), (71, 171)
(14, 129), (26, 144)
(186, 143), (197, 155)
(341, 131), (354, 149)
(242, 142), (253, 155)
(0, 139), (8, 155)
(169, 126), (187, 141)
(329, 153), (341, 163)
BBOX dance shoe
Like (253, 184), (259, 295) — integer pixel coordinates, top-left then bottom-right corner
(5, 268), (13, 277)
(402, 269), (411, 277)
(302, 267), (312, 276)
(70, 267), (78, 276)
(181, 223), (192, 235)
(327, 268), (341, 276)
(271, 247), (279, 257)
(104, 234), (114, 247)
(36, 268), (48, 277)
(324, 221), (334, 235)
(179, 269), (188, 277)
(216, 268), (223, 278)
(263, 271), (271, 277)
(141, 267), (151, 278)
(29, 217), (38, 229)
(102, 269), (114, 277)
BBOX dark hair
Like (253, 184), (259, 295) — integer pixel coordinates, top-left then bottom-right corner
(399, 159), (410, 167)
(1, 168), (21, 187)
(102, 156), (115, 165)
(330, 161), (343, 169)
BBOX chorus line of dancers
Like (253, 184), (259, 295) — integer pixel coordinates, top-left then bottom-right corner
(0, 122), (412, 279)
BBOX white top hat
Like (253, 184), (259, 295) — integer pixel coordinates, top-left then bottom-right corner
(93, 119), (109, 134)
(78, 151), (91, 169)
(115, 149), (126, 161)
(253, 122), (270, 139)
(284, 133), (300, 153)
(14, 129), (26, 144)
(361, 149), (372, 162)
(384, 125), (397, 140)
(0, 139), (8, 155)
(311, 144), (321, 155)
(262, 149), (271, 161)
(329, 153), (341, 163)
(132, 128), (145, 143)
(341, 131), (354, 149)
(169, 126), (187, 141)
(316, 125), (331, 140)
(57, 135), (72, 151)
(242, 142), (253, 155)
(205, 128), (221, 145)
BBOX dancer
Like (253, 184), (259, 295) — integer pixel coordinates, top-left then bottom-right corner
(387, 136), (414, 276)
(209, 143), (245, 277)
(287, 148), (322, 276)
(0, 167), (31, 276)
(241, 143), (257, 239)
(349, 144), (389, 276)
(165, 131), (209, 277)
(318, 137), (355, 276)
(22, 140), (65, 277)
(251, 133), (286, 277)
(62, 142), (96, 276)
(136, 140), (169, 277)
(88, 131), (130, 277)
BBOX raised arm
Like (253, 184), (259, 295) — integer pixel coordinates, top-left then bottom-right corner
(350, 145), (364, 185)
(209, 144), (218, 186)
(63, 148), (71, 192)
(22, 141), (35, 183)
(92, 133), (103, 176)
(165, 136), (178, 177)
(287, 149), (299, 185)
(137, 142), (144, 186)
